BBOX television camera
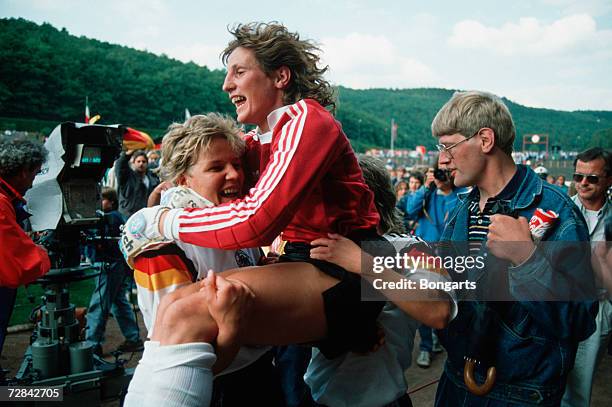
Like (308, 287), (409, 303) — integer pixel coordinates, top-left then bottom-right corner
(3, 122), (137, 405)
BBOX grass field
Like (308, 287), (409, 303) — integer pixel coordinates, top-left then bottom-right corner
(9, 278), (97, 326)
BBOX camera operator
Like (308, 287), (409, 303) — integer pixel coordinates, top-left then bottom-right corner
(403, 163), (464, 368)
(0, 137), (50, 356)
(85, 187), (143, 356)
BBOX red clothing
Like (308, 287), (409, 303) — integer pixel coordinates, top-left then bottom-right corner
(0, 177), (50, 288)
(177, 99), (379, 249)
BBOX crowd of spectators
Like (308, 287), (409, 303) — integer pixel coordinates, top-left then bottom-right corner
(387, 160), (604, 206)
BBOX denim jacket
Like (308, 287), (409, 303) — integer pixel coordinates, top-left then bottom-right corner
(437, 165), (598, 406)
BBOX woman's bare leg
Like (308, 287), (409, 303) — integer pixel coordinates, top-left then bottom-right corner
(226, 262), (339, 344)
(156, 262), (338, 346)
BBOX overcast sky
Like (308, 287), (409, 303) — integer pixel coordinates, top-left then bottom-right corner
(2, 0), (611, 111)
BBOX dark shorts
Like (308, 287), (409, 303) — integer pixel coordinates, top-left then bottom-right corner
(279, 232), (393, 359)
(211, 350), (284, 407)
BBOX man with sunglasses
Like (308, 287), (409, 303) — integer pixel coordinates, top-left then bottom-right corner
(431, 91), (597, 406)
(562, 147), (612, 407)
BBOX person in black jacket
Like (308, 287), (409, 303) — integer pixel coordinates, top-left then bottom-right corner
(115, 150), (159, 218)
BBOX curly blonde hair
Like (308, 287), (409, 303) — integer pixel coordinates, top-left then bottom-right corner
(222, 22), (336, 110)
(160, 113), (245, 183)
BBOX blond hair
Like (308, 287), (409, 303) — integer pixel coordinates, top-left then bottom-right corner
(432, 90), (516, 156)
(160, 113), (245, 183)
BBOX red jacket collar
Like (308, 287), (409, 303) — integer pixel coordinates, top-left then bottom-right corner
(0, 175), (25, 203)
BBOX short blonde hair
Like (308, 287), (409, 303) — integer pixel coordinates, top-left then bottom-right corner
(432, 90), (516, 156)
(160, 113), (245, 183)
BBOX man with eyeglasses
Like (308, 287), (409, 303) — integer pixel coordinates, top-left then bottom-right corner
(562, 147), (612, 407)
(431, 91), (597, 406)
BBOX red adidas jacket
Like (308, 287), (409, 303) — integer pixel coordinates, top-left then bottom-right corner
(176, 99), (380, 249)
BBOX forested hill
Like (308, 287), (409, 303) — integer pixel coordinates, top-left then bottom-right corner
(1, 18), (611, 150)
(336, 87), (612, 150)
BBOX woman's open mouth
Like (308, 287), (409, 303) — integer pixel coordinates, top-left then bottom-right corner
(220, 187), (240, 200)
(231, 95), (246, 110)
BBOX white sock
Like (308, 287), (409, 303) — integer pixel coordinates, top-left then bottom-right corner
(125, 342), (216, 407)
(124, 340), (160, 405)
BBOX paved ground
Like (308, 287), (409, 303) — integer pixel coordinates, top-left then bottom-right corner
(3, 312), (612, 406)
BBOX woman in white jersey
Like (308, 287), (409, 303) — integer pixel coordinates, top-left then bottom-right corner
(126, 113), (283, 406)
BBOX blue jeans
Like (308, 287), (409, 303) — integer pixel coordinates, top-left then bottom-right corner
(418, 324), (433, 352)
(273, 345), (313, 407)
(435, 371), (541, 407)
(86, 260), (140, 346)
